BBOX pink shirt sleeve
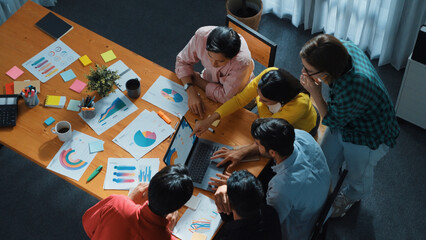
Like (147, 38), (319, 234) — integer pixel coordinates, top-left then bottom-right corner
(204, 59), (254, 103)
(175, 27), (212, 79)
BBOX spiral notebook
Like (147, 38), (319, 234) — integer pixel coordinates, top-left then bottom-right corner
(45, 95), (66, 108)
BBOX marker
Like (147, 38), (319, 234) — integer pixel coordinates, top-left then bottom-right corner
(208, 128), (215, 133)
(157, 110), (171, 124)
(86, 165), (103, 183)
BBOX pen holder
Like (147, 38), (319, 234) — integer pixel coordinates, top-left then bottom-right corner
(81, 103), (96, 119)
(23, 93), (39, 108)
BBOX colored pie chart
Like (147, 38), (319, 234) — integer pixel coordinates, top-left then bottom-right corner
(161, 88), (183, 103)
(134, 130), (156, 147)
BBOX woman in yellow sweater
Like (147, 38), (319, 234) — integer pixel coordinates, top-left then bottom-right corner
(193, 67), (319, 169)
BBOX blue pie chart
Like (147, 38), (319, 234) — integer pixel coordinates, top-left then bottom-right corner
(134, 130), (156, 147)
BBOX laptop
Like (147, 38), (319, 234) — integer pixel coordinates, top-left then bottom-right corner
(163, 116), (230, 191)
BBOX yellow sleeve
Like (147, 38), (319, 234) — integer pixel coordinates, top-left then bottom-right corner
(215, 67), (278, 118)
(259, 93), (316, 132)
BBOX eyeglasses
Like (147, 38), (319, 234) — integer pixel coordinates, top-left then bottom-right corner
(303, 66), (321, 76)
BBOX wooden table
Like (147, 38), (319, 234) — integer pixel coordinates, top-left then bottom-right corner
(0, 1), (266, 204)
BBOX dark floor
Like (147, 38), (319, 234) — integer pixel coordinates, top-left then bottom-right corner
(1, 0), (425, 239)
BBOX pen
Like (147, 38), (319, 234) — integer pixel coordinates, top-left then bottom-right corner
(208, 128), (215, 133)
(86, 165), (103, 183)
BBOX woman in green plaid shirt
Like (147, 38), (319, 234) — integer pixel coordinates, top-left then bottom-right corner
(299, 34), (399, 218)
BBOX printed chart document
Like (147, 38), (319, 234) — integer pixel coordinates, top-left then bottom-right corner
(173, 194), (222, 240)
(79, 90), (138, 135)
(108, 60), (141, 92)
(22, 40), (79, 83)
(47, 131), (100, 181)
(113, 110), (174, 159)
(104, 158), (160, 190)
(142, 75), (189, 117)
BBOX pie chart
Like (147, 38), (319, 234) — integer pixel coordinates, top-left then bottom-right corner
(134, 130), (156, 147)
(161, 88), (183, 103)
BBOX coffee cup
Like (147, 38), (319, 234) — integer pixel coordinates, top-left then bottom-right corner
(126, 79), (141, 99)
(51, 121), (73, 142)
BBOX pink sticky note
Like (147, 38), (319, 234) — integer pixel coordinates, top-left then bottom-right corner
(69, 79), (87, 93)
(6, 66), (24, 80)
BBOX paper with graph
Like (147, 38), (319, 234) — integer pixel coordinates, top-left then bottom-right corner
(173, 194), (222, 240)
(22, 40), (79, 83)
(142, 75), (189, 117)
(47, 130), (100, 181)
(107, 60), (141, 92)
(103, 158), (160, 190)
(79, 90), (138, 135)
(113, 110), (174, 159)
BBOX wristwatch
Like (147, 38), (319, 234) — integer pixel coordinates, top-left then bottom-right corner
(183, 83), (193, 91)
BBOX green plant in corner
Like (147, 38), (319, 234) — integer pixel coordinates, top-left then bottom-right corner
(86, 64), (120, 97)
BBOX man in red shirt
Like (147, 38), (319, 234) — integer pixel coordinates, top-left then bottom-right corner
(82, 165), (193, 240)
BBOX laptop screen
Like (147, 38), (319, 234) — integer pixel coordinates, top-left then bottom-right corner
(164, 117), (196, 166)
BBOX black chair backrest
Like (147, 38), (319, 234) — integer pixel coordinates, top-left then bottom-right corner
(311, 169), (348, 240)
(226, 14), (277, 67)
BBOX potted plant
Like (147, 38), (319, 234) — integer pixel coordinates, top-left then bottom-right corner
(86, 64), (120, 97)
(227, 0), (263, 31)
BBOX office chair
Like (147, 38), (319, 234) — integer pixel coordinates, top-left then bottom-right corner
(310, 169), (349, 240)
(226, 14), (277, 110)
(226, 14), (277, 67)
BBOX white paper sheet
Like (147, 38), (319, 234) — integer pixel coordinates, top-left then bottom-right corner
(79, 90), (138, 135)
(47, 131), (100, 181)
(113, 110), (175, 159)
(107, 60), (141, 92)
(142, 75), (189, 117)
(22, 40), (80, 83)
(103, 158), (160, 190)
(173, 194), (222, 240)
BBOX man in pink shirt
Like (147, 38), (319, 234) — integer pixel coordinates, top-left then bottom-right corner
(82, 165), (193, 240)
(176, 26), (254, 117)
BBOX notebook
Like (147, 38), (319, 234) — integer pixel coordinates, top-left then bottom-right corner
(163, 117), (230, 191)
(45, 95), (66, 108)
(35, 12), (73, 39)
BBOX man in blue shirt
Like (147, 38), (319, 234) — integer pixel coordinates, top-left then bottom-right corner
(214, 118), (331, 240)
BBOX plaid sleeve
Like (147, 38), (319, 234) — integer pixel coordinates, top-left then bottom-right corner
(322, 74), (372, 129)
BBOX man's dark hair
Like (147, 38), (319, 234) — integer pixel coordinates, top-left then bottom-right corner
(251, 118), (295, 157)
(258, 69), (305, 105)
(299, 34), (349, 81)
(148, 165), (193, 216)
(227, 170), (264, 219)
(206, 26), (241, 59)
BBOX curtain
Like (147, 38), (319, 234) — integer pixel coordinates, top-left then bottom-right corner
(263, 0), (426, 70)
(0, 0), (57, 25)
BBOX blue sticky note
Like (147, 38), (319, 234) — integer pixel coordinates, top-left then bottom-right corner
(67, 99), (81, 112)
(60, 69), (77, 82)
(44, 117), (55, 126)
(89, 140), (104, 153)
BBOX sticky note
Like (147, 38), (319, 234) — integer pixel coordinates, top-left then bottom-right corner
(69, 79), (87, 93)
(60, 69), (76, 82)
(6, 66), (24, 80)
(44, 117), (55, 126)
(89, 140), (104, 153)
(79, 55), (92, 67)
(5, 82), (14, 94)
(191, 233), (207, 240)
(101, 50), (117, 63)
(67, 99), (81, 112)
(208, 115), (221, 127)
(184, 195), (201, 210)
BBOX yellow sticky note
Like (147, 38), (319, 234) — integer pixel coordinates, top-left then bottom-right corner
(208, 114), (221, 127)
(79, 55), (92, 66)
(212, 119), (220, 127)
(101, 50), (117, 63)
(191, 232), (207, 240)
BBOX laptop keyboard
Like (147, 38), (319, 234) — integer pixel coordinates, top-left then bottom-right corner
(188, 142), (219, 183)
